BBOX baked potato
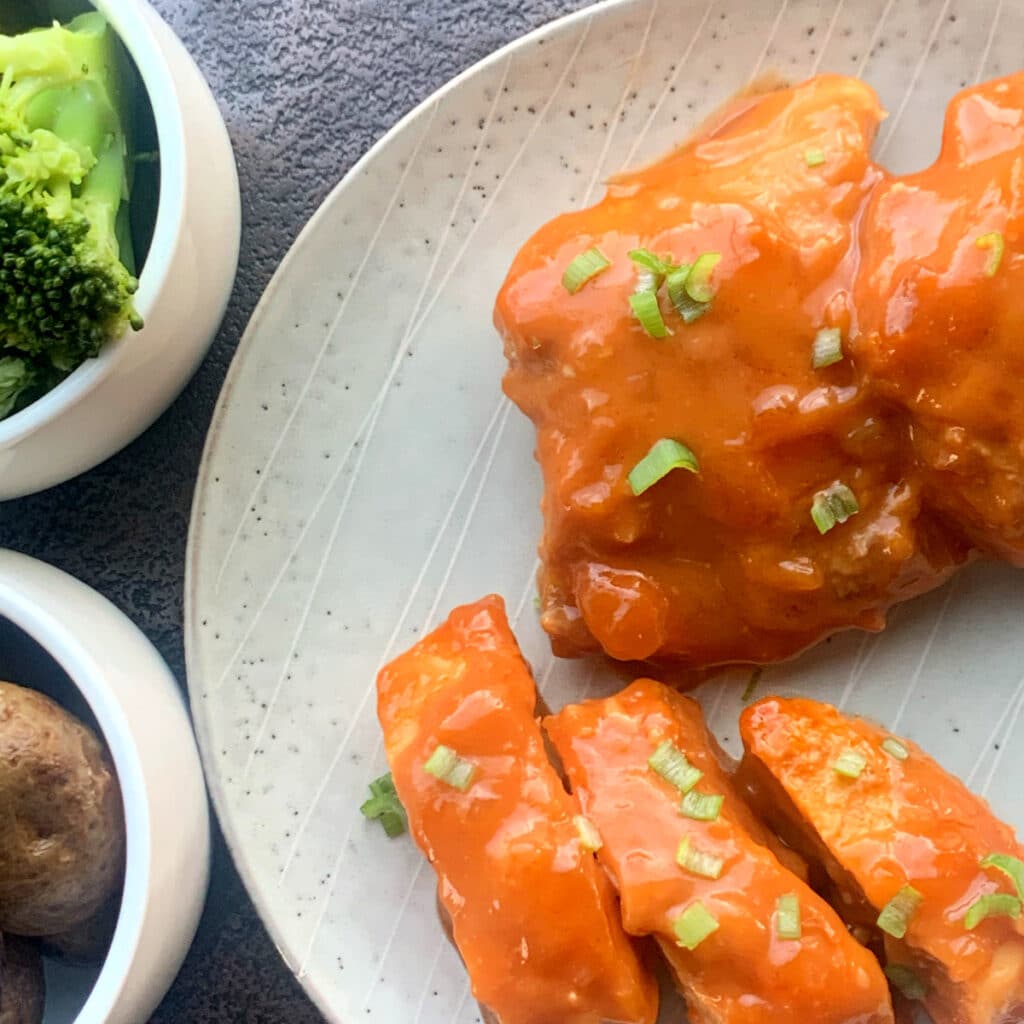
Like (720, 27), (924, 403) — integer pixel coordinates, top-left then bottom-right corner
(0, 934), (45, 1024)
(0, 681), (125, 935)
(41, 892), (121, 965)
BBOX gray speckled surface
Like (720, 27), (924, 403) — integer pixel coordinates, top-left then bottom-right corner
(0, 0), (586, 1019)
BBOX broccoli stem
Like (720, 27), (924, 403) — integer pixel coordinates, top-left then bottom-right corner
(17, 14), (131, 251)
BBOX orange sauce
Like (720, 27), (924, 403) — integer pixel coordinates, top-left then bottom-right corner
(495, 72), (1024, 667)
(376, 596), (657, 1024)
(740, 697), (1024, 1024)
(545, 680), (894, 1023)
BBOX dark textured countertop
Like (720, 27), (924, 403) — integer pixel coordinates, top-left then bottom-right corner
(0, 0), (586, 1020)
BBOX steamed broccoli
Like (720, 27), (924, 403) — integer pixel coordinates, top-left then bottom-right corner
(0, 12), (142, 420)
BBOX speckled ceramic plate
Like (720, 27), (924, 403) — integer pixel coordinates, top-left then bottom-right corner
(186, 1), (1024, 1020)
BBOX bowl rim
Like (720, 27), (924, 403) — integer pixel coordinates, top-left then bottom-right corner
(0, 0), (188, 446)
(0, 573), (154, 1022)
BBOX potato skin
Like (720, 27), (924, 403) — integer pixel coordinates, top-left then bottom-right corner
(40, 892), (121, 965)
(0, 934), (45, 1024)
(0, 682), (125, 936)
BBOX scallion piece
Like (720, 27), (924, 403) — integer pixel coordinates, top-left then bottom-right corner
(884, 964), (927, 1001)
(811, 482), (860, 535)
(775, 893), (802, 940)
(805, 147), (827, 167)
(980, 853), (1024, 901)
(649, 739), (703, 793)
(562, 247), (611, 294)
(812, 327), (844, 368)
(680, 790), (724, 822)
(684, 252), (722, 303)
(676, 836), (725, 879)
(964, 892), (1022, 930)
(877, 885), (923, 939)
(629, 439), (700, 496)
(628, 248), (674, 274)
(359, 773), (407, 838)
(673, 901), (719, 950)
(574, 815), (603, 852)
(741, 667), (763, 703)
(881, 736), (909, 761)
(630, 290), (671, 338)
(833, 749), (867, 779)
(977, 231), (1005, 278)
(424, 744), (476, 791)
(666, 264), (710, 323)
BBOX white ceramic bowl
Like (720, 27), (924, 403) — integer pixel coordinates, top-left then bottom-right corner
(0, 549), (210, 1024)
(0, 0), (240, 501)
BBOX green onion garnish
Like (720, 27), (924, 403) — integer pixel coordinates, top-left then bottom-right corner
(666, 264), (710, 323)
(673, 901), (720, 950)
(649, 739), (703, 793)
(680, 790), (724, 822)
(833, 749), (867, 779)
(630, 290), (671, 338)
(977, 231), (1005, 278)
(628, 248), (674, 275)
(574, 815), (603, 852)
(629, 439), (700, 496)
(811, 482), (860, 535)
(562, 247), (611, 294)
(812, 327), (844, 368)
(684, 252), (722, 304)
(424, 744), (476, 791)
(775, 893), (802, 940)
(884, 964), (927, 1001)
(359, 773), (407, 838)
(877, 886), (923, 939)
(965, 892), (1022, 930)
(881, 736), (909, 761)
(741, 667), (763, 703)
(676, 835), (725, 879)
(805, 147), (827, 167)
(980, 853), (1024, 900)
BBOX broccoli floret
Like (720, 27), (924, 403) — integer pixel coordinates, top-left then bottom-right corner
(0, 12), (142, 419)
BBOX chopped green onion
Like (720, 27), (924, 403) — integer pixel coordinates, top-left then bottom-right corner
(741, 667), (763, 703)
(685, 252), (722, 303)
(775, 893), (802, 940)
(877, 885), (923, 939)
(884, 964), (927, 1001)
(359, 773), (407, 838)
(673, 901), (719, 950)
(676, 836), (725, 879)
(805, 147), (827, 167)
(424, 744), (476, 791)
(562, 247), (611, 293)
(628, 248), (674, 274)
(965, 892), (1022, 930)
(980, 853), (1024, 901)
(812, 327), (844, 368)
(811, 482), (860, 535)
(574, 815), (603, 852)
(680, 790), (724, 821)
(833, 749), (867, 779)
(629, 439), (700, 496)
(977, 231), (1005, 278)
(649, 739), (703, 793)
(666, 264), (710, 323)
(881, 736), (909, 761)
(630, 290), (671, 338)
